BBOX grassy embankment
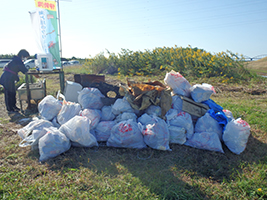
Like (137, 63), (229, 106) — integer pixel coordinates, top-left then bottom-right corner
(0, 47), (267, 199)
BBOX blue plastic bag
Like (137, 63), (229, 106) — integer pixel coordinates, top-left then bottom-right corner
(202, 99), (223, 113)
(207, 109), (228, 130)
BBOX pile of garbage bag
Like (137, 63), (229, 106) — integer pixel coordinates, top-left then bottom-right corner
(18, 70), (251, 162)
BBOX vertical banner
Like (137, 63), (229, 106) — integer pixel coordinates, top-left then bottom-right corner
(30, 0), (61, 68)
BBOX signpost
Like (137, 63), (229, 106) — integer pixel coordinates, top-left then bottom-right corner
(25, 0), (67, 110)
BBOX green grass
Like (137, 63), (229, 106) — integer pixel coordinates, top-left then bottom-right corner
(1, 75), (267, 199)
(1, 53), (267, 199)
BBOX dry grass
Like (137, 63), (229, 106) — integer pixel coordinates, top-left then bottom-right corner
(245, 56), (267, 75)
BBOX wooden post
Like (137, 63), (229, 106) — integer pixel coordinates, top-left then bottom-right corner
(25, 73), (32, 109)
(59, 71), (65, 93)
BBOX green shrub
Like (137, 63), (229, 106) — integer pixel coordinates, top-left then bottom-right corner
(83, 46), (253, 82)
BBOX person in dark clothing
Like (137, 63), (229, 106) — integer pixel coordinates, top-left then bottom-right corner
(0, 49), (30, 112)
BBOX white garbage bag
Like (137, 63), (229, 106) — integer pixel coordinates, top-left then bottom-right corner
(78, 87), (105, 109)
(17, 119), (53, 140)
(168, 126), (186, 145)
(138, 113), (153, 125)
(190, 83), (215, 103)
(164, 70), (191, 97)
(79, 108), (101, 129)
(195, 112), (223, 141)
(145, 105), (162, 117)
(101, 106), (115, 121)
(171, 95), (183, 112)
(165, 108), (178, 121)
(114, 112), (137, 123)
(18, 119), (54, 150)
(95, 121), (116, 142)
(141, 116), (171, 151)
(222, 118), (250, 154)
(112, 98), (134, 115)
(223, 109), (235, 121)
(107, 119), (146, 149)
(166, 110), (194, 140)
(51, 117), (61, 128)
(38, 95), (62, 121)
(184, 132), (224, 153)
(57, 100), (81, 125)
(39, 127), (71, 162)
(59, 116), (98, 147)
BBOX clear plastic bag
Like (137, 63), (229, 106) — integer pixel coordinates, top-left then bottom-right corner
(78, 87), (105, 109)
(141, 116), (171, 151)
(190, 83), (215, 103)
(107, 119), (146, 149)
(195, 112), (223, 141)
(38, 95), (62, 121)
(168, 126), (186, 145)
(57, 100), (81, 125)
(17, 119), (53, 140)
(222, 118), (250, 154)
(39, 127), (71, 162)
(145, 105), (162, 117)
(138, 113), (153, 125)
(59, 116), (98, 147)
(101, 106), (115, 121)
(95, 121), (116, 142)
(184, 131), (224, 153)
(164, 70), (191, 97)
(112, 98), (134, 115)
(114, 112), (137, 123)
(166, 110), (194, 140)
(171, 95), (183, 112)
(223, 109), (235, 122)
(79, 108), (101, 129)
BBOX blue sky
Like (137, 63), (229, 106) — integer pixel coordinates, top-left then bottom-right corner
(0, 0), (266, 58)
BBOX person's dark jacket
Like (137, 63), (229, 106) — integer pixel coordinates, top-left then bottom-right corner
(0, 56), (28, 92)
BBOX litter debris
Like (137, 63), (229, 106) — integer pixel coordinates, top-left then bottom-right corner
(222, 118), (251, 154)
(17, 70), (251, 161)
(59, 115), (98, 148)
(39, 127), (71, 162)
(122, 79), (172, 118)
(164, 70), (191, 97)
(140, 116), (171, 151)
(107, 119), (147, 149)
(184, 131), (224, 153)
(38, 95), (62, 121)
(190, 83), (216, 103)
(57, 100), (81, 125)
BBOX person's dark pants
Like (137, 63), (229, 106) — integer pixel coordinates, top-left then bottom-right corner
(4, 89), (17, 111)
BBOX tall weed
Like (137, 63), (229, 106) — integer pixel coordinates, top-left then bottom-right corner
(83, 45), (252, 82)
